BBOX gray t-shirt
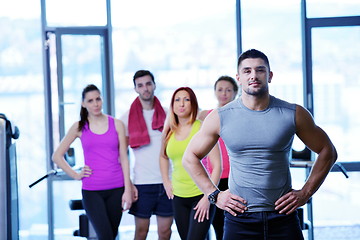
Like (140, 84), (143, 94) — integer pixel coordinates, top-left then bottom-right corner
(218, 96), (296, 212)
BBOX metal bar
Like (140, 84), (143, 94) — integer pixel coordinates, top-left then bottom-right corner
(54, 27), (108, 35)
(236, 0), (242, 56)
(301, 0), (314, 115)
(307, 16), (360, 28)
(0, 118), (7, 240)
(40, 0), (55, 239)
(104, 0), (115, 116)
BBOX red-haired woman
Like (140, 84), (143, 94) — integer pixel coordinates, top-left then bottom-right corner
(160, 87), (221, 240)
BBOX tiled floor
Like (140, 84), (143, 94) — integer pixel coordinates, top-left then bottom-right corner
(35, 224), (360, 239)
(310, 225), (360, 240)
(117, 225), (360, 240)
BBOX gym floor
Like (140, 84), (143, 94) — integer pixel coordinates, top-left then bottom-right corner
(117, 224), (360, 240)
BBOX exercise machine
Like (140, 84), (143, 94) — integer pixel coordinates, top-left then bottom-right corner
(0, 114), (20, 240)
(69, 199), (97, 239)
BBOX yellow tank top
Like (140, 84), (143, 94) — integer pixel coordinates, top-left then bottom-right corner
(166, 120), (202, 198)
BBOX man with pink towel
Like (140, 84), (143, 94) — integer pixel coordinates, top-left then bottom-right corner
(121, 70), (173, 240)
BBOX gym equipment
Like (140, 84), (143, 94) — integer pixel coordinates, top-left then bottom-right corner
(0, 114), (20, 240)
(69, 199), (97, 239)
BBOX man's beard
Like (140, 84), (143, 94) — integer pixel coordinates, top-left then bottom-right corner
(139, 92), (154, 101)
(244, 85), (268, 97)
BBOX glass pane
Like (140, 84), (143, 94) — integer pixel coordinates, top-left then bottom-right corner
(312, 26), (360, 163)
(314, 172), (360, 225)
(0, 0), (40, 19)
(46, 0), (106, 27)
(312, 26), (360, 226)
(306, 0), (360, 18)
(58, 34), (103, 168)
(112, 0), (237, 116)
(53, 181), (83, 240)
(241, 0), (303, 105)
(0, 0), (48, 239)
(52, 34), (105, 238)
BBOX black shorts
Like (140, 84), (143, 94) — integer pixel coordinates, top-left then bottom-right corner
(129, 183), (173, 218)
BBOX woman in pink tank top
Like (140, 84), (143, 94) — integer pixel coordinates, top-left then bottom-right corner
(52, 84), (133, 240)
(198, 76), (238, 240)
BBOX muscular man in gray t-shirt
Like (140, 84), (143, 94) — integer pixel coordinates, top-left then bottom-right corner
(183, 49), (337, 239)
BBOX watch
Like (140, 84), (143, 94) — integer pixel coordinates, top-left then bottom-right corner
(208, 189), (220, 204)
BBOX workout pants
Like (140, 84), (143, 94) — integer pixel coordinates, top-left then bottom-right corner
(82, 187), (124, 240)
(173, 194), (216, 240)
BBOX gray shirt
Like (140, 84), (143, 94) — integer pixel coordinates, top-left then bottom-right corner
(218, 96), (296, 212)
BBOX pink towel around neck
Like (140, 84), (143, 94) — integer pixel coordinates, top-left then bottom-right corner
(128, 96), (166, 148)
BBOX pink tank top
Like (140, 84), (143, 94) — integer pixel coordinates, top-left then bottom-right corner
(80, 116), (124, 190)
(202, 110), (230, 179)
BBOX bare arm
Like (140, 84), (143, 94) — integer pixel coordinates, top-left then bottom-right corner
(115, 119), (133, 210)
(52, 122), (91, 180)
(197, 109), (221, 188)
(159, 125), (173, 199)
(120, 111), (138, 202)
(160, 112), (170, 162)
(124, 135), (138, 202)
(183, 110), (247, 216)
(207, 143), (222, 187)
(192, 130), (222, 222)
(275, 105), (337, 214)
(183, 110), (220, 195)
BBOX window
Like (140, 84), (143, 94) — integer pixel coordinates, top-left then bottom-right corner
(0, 0), (48, 238)
(306, 0), (360, 18)
(312, 26), (360, 226)
(45, 0), (106, 27)
(112, 0), (238, 116)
